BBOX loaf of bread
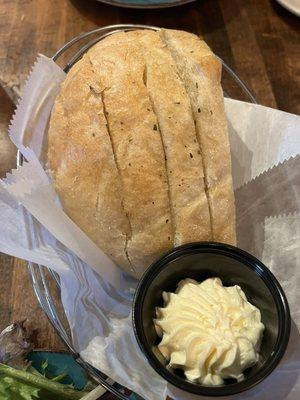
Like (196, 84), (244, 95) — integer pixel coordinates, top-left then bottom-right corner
(48, 28), (236, 278)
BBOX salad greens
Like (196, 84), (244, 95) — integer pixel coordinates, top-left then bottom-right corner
(0, 322), (92, 399)
(0, 363), (89, 399)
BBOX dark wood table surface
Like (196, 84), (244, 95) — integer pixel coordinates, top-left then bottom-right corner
(0, 0), (299, 394)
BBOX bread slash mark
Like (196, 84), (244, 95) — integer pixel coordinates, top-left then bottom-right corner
(99, 89), (135, 274)
(159, 31), (214, 240)
(142, 65), (175, 245)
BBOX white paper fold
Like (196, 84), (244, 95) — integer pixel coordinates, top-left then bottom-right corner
(8, 54), (65, 161)
(0, 55), (300, 400)
(1, 150), (126, 289)
(225, 99), (300, 189)
(0, 185), (68, 273)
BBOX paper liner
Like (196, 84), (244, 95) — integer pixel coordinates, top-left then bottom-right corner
(1, 150), (127, 290)
(8, 55), (65, 161)
(235, 155), (300, 258)
(0, 185), (68, 273)
(225, 98), (300, 190)
(0, 55), (300, 400)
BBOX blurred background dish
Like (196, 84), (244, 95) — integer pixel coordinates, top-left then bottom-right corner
(276, 0), (300, 17)
(95, 0), (196, 9)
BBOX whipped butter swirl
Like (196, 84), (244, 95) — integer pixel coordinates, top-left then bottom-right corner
(154, 278), (264, 386)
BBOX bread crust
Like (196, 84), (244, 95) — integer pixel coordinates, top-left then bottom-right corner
(160, 29), (236, 245)
(48, 28), (236, 279)
(48, 55), (133, 273)
(127, 30), (211, 244)
(87, 40), (173, 276)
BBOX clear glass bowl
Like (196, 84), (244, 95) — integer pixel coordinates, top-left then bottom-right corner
(25, 24), (257, 400)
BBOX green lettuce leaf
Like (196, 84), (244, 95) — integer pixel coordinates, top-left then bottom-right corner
(0, 376), (39, 400)
(0, 363), (89, 400)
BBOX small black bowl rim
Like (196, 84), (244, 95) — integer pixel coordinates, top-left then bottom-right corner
(132, 241), (291, 397)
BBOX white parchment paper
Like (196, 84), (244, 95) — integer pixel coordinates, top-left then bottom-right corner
(0, 56), (300, 400)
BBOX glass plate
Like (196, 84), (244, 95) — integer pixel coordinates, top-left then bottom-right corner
(22, 24), (256, 399)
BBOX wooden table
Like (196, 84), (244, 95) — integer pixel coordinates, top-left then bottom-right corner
(0, 0), (299, 393)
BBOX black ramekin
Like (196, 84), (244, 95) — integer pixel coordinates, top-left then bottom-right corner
(133, 242), (291, 396)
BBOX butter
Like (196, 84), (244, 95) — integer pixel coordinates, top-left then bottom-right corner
(154, 277), (264, 386)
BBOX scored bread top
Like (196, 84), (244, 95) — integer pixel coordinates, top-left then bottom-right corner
(48, 28), (236, 278)
(87, 40), (173, 277)
(122, 30), (212, 245)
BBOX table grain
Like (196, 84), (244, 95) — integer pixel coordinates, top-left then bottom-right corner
(0, 0), (299, 393)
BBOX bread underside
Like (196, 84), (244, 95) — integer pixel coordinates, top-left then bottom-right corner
(48, 29), (236, 278)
